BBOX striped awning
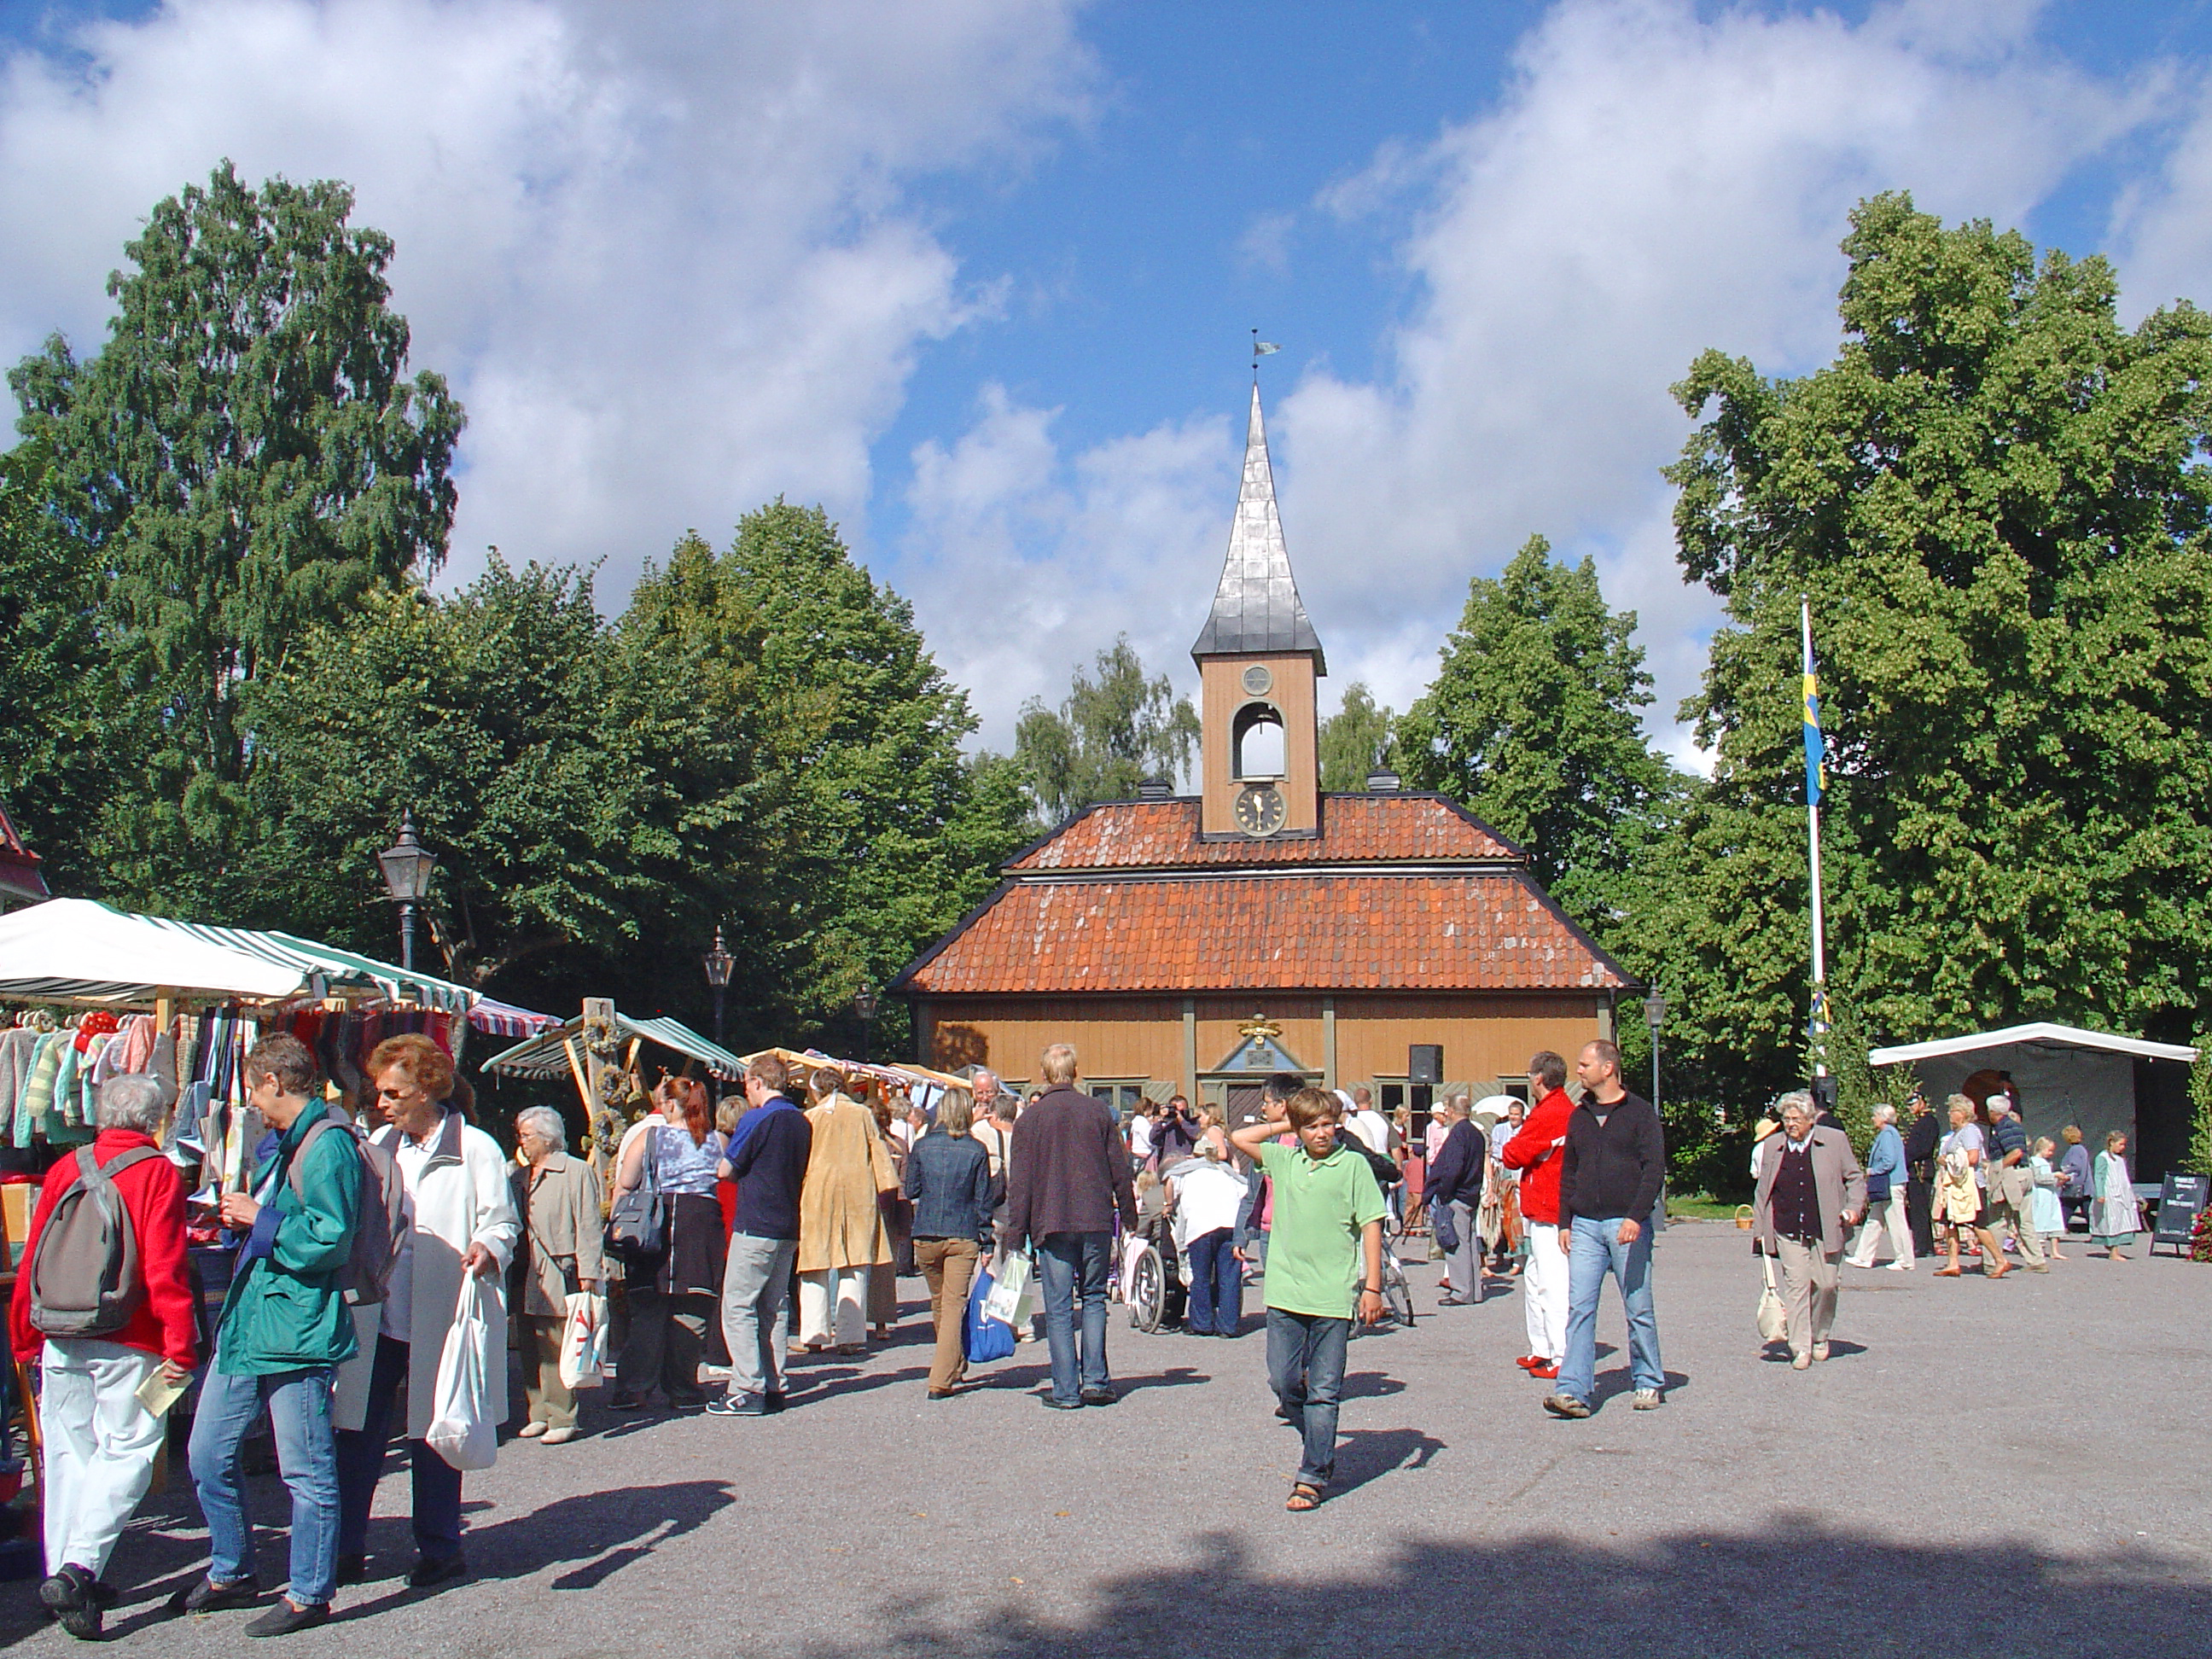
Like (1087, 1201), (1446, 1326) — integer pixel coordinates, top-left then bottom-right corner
(0, 897), (479, 1013)
(482, 1012), (750, 1084)
(468, 997), (561, 1039)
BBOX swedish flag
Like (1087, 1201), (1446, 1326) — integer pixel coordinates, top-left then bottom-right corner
(1801, 604), (1825, 807)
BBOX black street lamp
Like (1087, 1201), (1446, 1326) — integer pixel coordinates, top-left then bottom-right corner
(375, 810), (438, 973)
(703, 926), (734, 1046)
(1642, 985), (1668, 1113)
(853, 984), (878, 1064)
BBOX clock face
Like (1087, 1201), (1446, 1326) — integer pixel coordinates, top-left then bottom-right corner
(1234, 783), (1288, 838)
(1241, 663), (1273, 696)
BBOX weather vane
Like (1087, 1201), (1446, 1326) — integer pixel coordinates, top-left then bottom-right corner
(1251, 328), (1281, 379)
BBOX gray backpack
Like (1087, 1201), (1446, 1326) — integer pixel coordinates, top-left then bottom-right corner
(286, 1117), (408, 1305)
(27, 1144), (165, 1337)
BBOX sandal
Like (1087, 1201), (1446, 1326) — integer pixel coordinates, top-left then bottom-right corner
(1285, 1482), (1324, 1512)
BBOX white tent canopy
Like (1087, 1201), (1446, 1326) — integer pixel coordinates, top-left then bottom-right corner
(1868, 1022), (2197, 1068)
(0, 896), (477, 1012)
(1868, 1022), (2197, 1167)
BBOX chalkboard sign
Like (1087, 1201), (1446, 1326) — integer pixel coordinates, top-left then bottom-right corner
(2151, 1173), (2209, 1255)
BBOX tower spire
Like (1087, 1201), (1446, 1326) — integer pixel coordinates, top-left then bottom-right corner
(1190, 384), (1325, 671)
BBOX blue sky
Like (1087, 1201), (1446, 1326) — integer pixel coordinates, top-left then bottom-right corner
(4, 1), (2211, 760)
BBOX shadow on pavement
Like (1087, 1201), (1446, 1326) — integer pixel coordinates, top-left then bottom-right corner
(835, 1520), (2212, 1659)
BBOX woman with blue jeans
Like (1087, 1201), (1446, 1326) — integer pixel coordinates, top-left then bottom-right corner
(1168, 1144), (1249, 1336)
(177, 1033), (360, 1638)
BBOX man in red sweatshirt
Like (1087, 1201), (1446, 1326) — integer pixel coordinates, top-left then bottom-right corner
(9, 1074), (196, 1639)
(1501, 1051), (1573, 1379)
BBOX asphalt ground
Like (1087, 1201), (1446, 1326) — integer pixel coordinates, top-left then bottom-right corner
(4, 1220), (2208, 1657)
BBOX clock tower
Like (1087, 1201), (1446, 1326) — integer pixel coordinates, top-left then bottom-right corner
(1192, 385), (1324, 840)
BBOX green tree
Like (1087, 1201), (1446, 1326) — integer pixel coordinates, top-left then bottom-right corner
(1395, 535), (1682, 929)
(1654, 191), (2212, 1106)
(1013, 635), (1200, 821)
(2186, 1041), (2212, 1179)
(1318, 682), (1394, 790)
(9, 160), (462, 902)
(236, 557), (704, 999)
(620, 504), (1030, 1053)
(0, 442), (119, 894)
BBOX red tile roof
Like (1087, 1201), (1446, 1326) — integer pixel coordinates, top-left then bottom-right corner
(897, 872), (1626, 994)
(1005, 794), (1521, 871)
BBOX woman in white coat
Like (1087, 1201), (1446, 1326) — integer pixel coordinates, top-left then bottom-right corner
(333, 1034), (519, 1589)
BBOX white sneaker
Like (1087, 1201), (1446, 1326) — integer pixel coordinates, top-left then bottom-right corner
(515, 1420), (550, 1439)
(540, 1426), (579, 1445)
(1887, 1261), (1912, 1272)
(1633, 1388), (1662, 1410)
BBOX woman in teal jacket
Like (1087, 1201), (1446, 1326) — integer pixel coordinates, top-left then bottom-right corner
(176, 1034), (360, 1637)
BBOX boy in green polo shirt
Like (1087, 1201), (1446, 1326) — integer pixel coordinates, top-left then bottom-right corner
(1230, 1086), (1387, 1511)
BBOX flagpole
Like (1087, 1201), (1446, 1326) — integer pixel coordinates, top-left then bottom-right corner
(1802, 597), (1830, 1080)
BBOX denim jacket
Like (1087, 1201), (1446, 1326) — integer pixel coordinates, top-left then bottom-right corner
(903, 1126), (998, 1245)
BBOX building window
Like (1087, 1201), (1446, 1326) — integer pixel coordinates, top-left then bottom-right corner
(1089, 1080), (1150, 1119)
(1375, 1080), (1407, 1117)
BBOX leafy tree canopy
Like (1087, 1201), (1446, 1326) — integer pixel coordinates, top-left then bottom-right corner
(1318, 682), (1394, 791)
(1013, 634), (1200, 822)
(1645, 190), (2212, 1106)
(620, 504), (1031, 1052)
(8, 160), (462, 890)
(1395, 534), (1681, 929)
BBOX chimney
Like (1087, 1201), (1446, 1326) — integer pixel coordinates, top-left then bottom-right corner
(1365, 769), (1400, 792)
(1138, 777), (1174, 800)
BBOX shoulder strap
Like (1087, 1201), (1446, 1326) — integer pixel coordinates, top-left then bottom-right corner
(95, 1145), (163, 1180)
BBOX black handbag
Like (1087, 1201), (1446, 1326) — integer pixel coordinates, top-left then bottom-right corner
(606, 1126), (667, 1264)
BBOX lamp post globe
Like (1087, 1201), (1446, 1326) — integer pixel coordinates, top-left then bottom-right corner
(853, 984), (878, 1063)
(375, 811), (438, 973)
(703, 926), (734, 1046)
(1641, 986), (1667, 1113)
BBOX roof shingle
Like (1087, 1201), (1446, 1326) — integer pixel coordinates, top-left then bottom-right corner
(899, 873), (1626, 994)
(1007, 795), (1520, 872)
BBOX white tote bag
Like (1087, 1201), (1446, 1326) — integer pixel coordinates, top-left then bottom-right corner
(1755, 1252), (1787, 1345)
(427, 1276), (499, 1471)
(557, 1290), (609, 1390)
(981, 1249), (1031, 1326)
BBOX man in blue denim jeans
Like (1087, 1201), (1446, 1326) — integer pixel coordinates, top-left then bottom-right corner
(1544, 1039), (1666, 1420)
(1000, 1044), (1136, 1409)
(173, 1034), (360, 1637)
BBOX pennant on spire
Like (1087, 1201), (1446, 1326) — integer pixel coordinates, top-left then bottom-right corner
(1190, 386), (1325, 671)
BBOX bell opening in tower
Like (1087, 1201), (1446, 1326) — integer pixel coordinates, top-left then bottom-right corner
(1233, 702), (1287, 780)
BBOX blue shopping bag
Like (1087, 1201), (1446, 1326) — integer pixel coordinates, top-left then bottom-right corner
(964, 1268), (1016, 1364)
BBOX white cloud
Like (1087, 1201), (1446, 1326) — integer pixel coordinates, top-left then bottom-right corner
(902, 383), (1234, 745)
(1275, 0), (2157, 749)
(2112, 72), (2212, 322)
(0, 0), (1093, 589)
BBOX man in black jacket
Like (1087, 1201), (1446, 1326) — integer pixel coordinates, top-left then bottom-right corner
(1424, 1097), (1487, 1307)
(1545, 1039), (1666, 1420)
(1003, 1045), (1138, 1409)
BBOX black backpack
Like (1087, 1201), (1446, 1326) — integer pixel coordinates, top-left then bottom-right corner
(28, 1144), (165, 1337)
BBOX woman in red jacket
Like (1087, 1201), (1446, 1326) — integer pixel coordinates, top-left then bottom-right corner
(9, 1073), (196, 1639)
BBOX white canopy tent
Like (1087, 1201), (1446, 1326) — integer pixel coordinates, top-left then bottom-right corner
(1868, 1022), (2197, 1175)
(0, 896), (480, 1013)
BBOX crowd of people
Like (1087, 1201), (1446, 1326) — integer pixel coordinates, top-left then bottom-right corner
(3, 1024), (2157, 1634)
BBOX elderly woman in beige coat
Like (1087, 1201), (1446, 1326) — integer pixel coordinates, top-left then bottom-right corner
(796, 1069), (897, 1354)
(509, 1107), (603, 1444)
(1753, 1090), (1866, 1371)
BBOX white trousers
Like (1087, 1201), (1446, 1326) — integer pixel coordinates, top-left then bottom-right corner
(797, 1268), (867, 1348)
(1847, 1188), (1913, 1268)
(1522, 1221), (1568, 1361)
(39, 1338), (166, 1580)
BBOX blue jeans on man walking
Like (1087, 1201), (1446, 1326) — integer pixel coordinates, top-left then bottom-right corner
(1033, 1231), (1112, 1403)
(1557, 1214), (1663, 1406)
(187, 1366), (341, 1605)
(1266, 1308), (1349, 1487)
